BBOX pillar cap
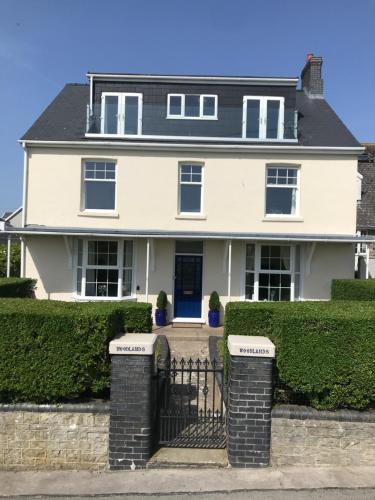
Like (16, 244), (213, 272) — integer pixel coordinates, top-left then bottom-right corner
(109, 333), (157, 355)
(228, 335), (275, 358)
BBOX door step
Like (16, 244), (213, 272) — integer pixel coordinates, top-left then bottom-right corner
(147, 448), (228, 469)
(172, 322), (203, 328)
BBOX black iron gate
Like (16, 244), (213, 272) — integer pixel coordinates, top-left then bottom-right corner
(156, 358), (226, 448)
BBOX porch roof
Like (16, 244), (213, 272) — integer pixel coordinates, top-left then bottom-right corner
(3, 225), (375, 243)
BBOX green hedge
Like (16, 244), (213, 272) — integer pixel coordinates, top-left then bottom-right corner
(332, 279), (375, 301)
(0, 299), (152, 403)
(224, 301), (375, 410)
(0, 278), (36, 298)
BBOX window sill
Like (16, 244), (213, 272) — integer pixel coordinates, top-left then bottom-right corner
(78, 211), (119, 218)
(72, 294), (137, 302)
(175, 214), (207, 220)
(262, 216), (304, 222)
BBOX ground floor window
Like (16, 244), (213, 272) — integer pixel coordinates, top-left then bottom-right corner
(245, 243), (301, 301)
(75, 239), (134, 299)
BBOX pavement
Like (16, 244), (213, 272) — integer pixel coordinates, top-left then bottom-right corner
(1, 466), (375, 497)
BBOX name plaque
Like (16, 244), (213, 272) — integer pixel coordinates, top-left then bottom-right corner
(109, 333), (157, 355)
(228, 335), (275, 358)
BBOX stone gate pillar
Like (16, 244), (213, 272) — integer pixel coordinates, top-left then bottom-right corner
(108, 333), (157, 470)
(227, 335), (275, 468)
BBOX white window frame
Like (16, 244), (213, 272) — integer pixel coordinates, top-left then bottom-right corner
(242, 242), (303, 302)
(264, 165), (300, 217)
(73, 239), (136, 301)
(167, 94), (218, 120)
(178, 162), (204, 215)
(82, 160), (117, 213)
(242, 96), (285, 140)
(101, 92), (143, 135)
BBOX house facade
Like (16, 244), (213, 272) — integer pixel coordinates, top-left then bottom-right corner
(5, 55), (370, 322)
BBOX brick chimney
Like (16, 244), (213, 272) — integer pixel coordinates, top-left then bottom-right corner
(301, 53), (323, 98)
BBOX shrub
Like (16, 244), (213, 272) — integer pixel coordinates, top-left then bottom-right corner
(332, 279), (375, 301)
(0, 242), (20, 277)
(209, 291), (221, 312)
(0, 299), (152, 403)
(0, 277), (36, 298)
(156, 290), (168, 310)
(224, 301), (375, 411)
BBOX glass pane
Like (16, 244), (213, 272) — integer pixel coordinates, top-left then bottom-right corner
(246, 244), (255, 271)
(104, 95), (119, 134)
(175, 240), (203, 254)
(77, 239), (83, 267)
(181, 165), (191, 174)
(185, 95), (200, 117)
(294, 273), (300, 300)
(246, 100), (260, 138)
(169, 95), (182, 115)
(266, 100), (280, 138)
(122, 269), (132, 296)
(76, 268), (82, 294)
(124, 96), (139, 135)
(266, 187), (294, 215)
(295, 245), (301, 272)
(245, 272), (254, 300)
(180, 184), (201, 213)
(203, 96), (215, 116)
(124, 240), (133, 267)
(85, 181), (115, 210)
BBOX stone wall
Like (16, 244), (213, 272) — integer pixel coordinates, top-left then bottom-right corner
(271, 406), (375, 467)
(0, 403), (109, 470)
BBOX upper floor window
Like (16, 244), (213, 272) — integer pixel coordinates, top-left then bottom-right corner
(243, 96), (284, 140)
(167, 94), (217, 119)
(84, 161), (116, 211)
(75, 239), (134, 299)
(179, 164), (203, 213)
(101, 92), (142, 135)
(265, 166), (299, 216)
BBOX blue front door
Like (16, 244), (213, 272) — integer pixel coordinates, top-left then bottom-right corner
(174, 255), (203, 318)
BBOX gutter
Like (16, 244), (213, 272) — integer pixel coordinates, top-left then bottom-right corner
(18, 140), (364, 156)
(3, 228), (374, 244)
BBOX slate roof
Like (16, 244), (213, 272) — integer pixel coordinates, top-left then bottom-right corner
(21, 83), (360, 148)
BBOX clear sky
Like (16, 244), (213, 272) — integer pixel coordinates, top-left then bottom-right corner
(0, 0), (374, 213)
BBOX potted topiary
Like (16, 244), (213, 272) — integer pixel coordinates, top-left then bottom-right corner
(208, 291), (221, 327)
(155, 290), (168, 327)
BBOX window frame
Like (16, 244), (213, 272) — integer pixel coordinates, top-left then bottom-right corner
(82, 160), (117, 213)
(242, 96), (285, 140)
(167, 94), (218, 120)
(178, 162), (204, 215)
(242, 242), (302, 302)
(74, 238), (136, 300)
(264, 164), (300, 218)
(100, 92), (143, 135)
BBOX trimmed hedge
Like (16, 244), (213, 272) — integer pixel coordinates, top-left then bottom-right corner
(332, 279), (375, 301)
(224, 301), (375, 410)
(0, 299), (152, 403)
(0, 278), (36, 298)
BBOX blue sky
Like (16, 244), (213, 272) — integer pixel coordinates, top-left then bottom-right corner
(0, 0), (374, 213)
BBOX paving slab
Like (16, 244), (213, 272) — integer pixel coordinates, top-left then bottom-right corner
(1, 466), (375, 497)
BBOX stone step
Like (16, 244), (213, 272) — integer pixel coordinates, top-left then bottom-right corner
(147, 448), (228, 469)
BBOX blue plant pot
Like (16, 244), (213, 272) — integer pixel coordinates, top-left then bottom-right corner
(155, 309), (167, 327)
(208, 310), (220, 328)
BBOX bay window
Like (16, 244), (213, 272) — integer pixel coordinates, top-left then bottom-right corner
(244, 244), (301, 301)
(75, 239), (134, 299)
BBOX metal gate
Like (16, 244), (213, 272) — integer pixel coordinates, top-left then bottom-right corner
(156, 357), (226, 448)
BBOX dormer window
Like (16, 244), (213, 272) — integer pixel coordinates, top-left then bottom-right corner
(243, 96), (284, 140)
(101, 92), (142, 135)
(167, 94), (217, 119)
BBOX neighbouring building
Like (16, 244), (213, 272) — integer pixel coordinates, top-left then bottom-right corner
(356, 143), (375, 278)
(2, 54), (371, 323)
